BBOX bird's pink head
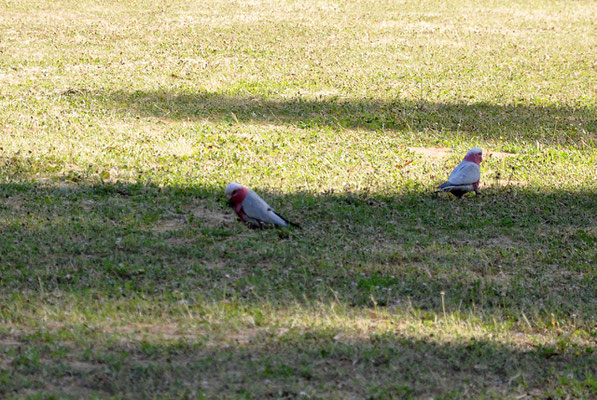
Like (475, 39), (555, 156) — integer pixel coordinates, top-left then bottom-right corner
(225, 183), (249, 206)
(463, 147), (483, 165)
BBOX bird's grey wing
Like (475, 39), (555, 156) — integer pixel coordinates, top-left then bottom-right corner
(241, 191), (289, 227)
(447, 161), (480, 185)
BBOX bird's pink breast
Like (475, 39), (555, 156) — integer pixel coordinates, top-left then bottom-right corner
(230, 187), (249, 214)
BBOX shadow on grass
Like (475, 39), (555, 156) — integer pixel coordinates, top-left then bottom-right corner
(64, 89), (596, 146)
(1, 175), (595, 397)
(1, 178), (595, 322)
(1, 324), (595, 398)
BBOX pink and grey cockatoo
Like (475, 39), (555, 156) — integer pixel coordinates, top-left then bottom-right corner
(437, 147), (483, 197)
(225, 183), (299, 228)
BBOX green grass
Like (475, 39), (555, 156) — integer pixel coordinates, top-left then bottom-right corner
(1, 0), (596, 398)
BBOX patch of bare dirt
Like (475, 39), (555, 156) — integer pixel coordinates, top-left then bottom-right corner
(109, 322), (263, 345)
(67, 360), (98, 373)
(192, 207), (233, 227)
(407, 146), (452, 158)
(154, 205), (232, 233)
(226, 328), (262, 345)
(115, 322), (195, 339)
(0, 194), (25, 211)
(408, 147), (516, 160)
(0, 337), (22, 347)
(485, 236), (516, 248)
(152, 217), (185, 233)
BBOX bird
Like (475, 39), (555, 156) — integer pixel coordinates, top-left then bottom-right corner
(225, 183), (299, 228)
(437, 147), (483, 198)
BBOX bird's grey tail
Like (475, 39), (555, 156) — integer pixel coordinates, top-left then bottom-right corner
(276, 212), (301, 228)
(287, 220), (301, 228)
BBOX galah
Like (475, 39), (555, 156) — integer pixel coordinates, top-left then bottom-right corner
(437, 147), (483, 197)
(225, 183), (299, 228)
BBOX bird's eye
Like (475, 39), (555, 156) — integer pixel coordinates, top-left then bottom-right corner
(232, 190), (237, 194)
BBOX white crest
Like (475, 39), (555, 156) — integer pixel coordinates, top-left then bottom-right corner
(225, 182), (244, 198)
(467, 147), (483, 156)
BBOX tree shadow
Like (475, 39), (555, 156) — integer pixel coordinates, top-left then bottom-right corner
(63, 89), (597, 147)
(1, 324), (595, 398)
(1, 178), (595, 323)
(1, 171), (595, 397)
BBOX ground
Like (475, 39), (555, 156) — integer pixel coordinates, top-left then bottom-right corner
(0, 0), (596, 399)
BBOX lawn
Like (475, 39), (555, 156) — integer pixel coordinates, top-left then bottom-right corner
(0, 0), (596, 398)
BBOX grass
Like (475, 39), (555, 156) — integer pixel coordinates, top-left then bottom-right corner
(0, 0), (596, 398)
